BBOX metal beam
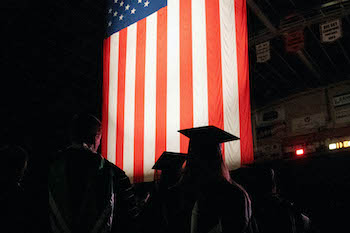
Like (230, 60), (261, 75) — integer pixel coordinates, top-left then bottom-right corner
(247, 0), (321, 80)
(307, 26), (339, 75)
(270, 46), (310, 88)
(249, 1), (350, 45)
(296, 50), (321, 82)
(337, 40), (350, 65)
(246, 0), (277, 33)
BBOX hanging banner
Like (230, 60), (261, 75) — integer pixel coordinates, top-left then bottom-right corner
(256, 41), (270, 63)
(258, 143), (282, 157)
(256, 122), (286, 139)
(291, 113), (326, 132)
(320, 19), (342, 43)
(333, 93), (350, 107)
(334, 107), (350, 124)
(256, 106), (285, 127)
(333, 93), (350, 124)
(285, 30), (304, 53)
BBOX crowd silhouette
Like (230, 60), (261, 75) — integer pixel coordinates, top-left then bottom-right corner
(1, 114), (321, 233)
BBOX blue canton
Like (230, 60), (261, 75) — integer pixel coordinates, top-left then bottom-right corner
(106, 0), (167, 37)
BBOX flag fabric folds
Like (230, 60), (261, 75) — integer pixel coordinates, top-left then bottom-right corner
(102, 0), (253, 183)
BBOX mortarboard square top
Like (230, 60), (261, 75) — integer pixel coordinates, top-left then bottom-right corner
(152, 151), (187, 171)
(178, 126), (240, 144)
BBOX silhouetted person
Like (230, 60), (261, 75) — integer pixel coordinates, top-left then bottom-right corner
(49, 114), (140, 233)
(0, 145), (29, 233)
(166, 126), (253, 233)
(141, 152), (186, 233)
(233, 167), (311, 233)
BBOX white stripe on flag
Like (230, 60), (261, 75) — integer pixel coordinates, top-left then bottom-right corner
(107, 33), (119, 164)
(192, 0), (209, 128)
(167, 0), (180, 152)
(220, 0), (241, 170)
(143, 13), (157, 182)
(123, 23), (137, 178)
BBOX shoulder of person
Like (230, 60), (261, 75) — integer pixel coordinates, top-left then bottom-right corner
(102, 158), (129, 180)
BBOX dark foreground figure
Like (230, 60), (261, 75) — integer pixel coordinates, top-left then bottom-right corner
(232, 167), (311, 233)
(0, 145), (29, 233)
(49, 114), (140, 233)
(164, 126), (253, 233)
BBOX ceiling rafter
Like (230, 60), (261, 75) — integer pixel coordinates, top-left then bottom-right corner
(253, 66), (284, 98)
(249, 45), (295, 88)
(249, 1), (350, 45)
(336, 40), (350, 65)
(269, 46), (310, 88)
(247, 0), (322, 80)
(306, 26), (339, 75)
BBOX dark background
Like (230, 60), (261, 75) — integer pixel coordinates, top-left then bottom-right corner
(1, 0), (350, 232)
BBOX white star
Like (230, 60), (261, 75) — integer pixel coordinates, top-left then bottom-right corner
(113, 11), (118, 17)
(125, 4), (130, 10)
(138, 0), (142, 3)
(119, 1), (124, 7)
(114, 0), (118, 3)
(144, 1), (150, 7)
(119, 14), (124, 20)
(131, 8), (136, 14)
(108, 8), (112, 13)
(108, 21), (112, 27)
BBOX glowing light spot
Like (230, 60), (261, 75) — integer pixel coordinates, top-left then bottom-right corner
(329, 143), (337, 150)
(296, 149), (304, 156)
(344, 141), (349, 148)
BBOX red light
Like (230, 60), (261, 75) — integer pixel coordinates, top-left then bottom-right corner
(296, 149), (304, 156)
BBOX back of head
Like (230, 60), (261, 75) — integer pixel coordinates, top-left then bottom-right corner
(0, 145), (28, 185)
(235, 167), (276, 200)
(182, 140), (231, 186)
(70, 114), (102, 146)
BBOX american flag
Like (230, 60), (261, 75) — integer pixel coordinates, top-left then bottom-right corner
(102, 0), (253, 183)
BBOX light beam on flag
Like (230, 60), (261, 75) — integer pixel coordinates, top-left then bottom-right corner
(102, 0), (253, 182)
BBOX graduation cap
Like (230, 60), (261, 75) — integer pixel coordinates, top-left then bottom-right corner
(178, 126), (239, 144)
(152, 151), (187, 171)
(178, 126), (240, 157)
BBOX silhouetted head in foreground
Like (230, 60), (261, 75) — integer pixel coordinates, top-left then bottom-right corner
(152, 151), (187, 190)
(70, 114), (102, 153)
(233, 167), (277, 200)
(0, 145), (28, 187)
(178, 126), (240, 186)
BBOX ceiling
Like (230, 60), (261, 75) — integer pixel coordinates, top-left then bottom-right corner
(1, 0), (350, 149)
(247, 0), (350, 108)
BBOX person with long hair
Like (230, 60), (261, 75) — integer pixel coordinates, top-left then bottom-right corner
(167, 126), (253, 233)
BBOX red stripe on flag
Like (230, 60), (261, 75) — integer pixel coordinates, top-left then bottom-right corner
(116, 29), (128, 169)
(205, 0), (225, 158)
(179, 0), (193, 154)
(155, 7), (167, 163)
(235, 0), (254, 164)
(134, 19), (147, 183)
(102, 38), (111, 159)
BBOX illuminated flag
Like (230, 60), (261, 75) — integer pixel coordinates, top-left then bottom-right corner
(102, 0), (253, 182)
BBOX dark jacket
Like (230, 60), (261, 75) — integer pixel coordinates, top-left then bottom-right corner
(49, 146), (140, 233)
(0, 183), (28, 233)
(166, 179), (252, 233)
(252, 194), (311, 233)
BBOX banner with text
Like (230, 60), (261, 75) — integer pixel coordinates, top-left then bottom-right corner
(320, 19), (342, 43)
(256, 41), (270, 63)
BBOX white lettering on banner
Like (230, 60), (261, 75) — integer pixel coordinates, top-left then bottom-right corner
(335, 107), (350, 124)
(256, 41), (270, 63)
(320, 19), (342, 43)
(333, 93), (350, 107)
